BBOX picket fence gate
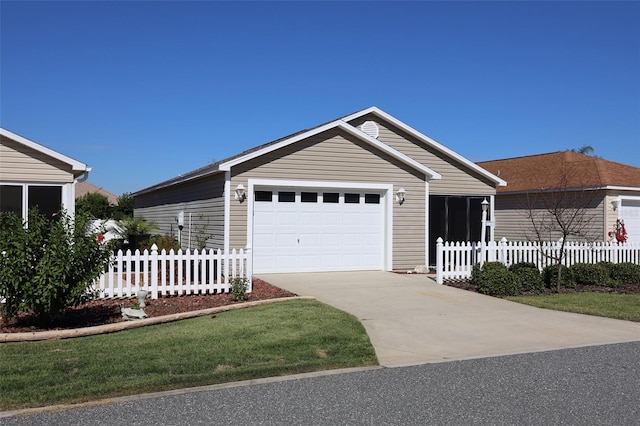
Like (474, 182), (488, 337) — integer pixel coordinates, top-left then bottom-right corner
(435, 237), (640, 285)
(94, 244), (252, 299)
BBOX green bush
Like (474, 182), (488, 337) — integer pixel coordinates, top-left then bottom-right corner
(570, 263), (610, 286)
(139, 234), (181, 252)
(542, 264), (575, 289)
(0, 209), (113, 321)
(509, 263), (544, 293)
(475, 262), (523, 297)
(230, 277), (249, 301)
(610, 262), (640, 286)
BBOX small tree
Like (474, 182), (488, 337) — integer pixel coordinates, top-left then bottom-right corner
(522, 163), (600, 291)
(113, 192), (134, 220)
(76, 192), (112, 219)
(0, 209), (113, 322)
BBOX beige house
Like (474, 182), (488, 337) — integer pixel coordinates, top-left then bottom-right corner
(134, 107), (505, 272)
(478, 151), (640, 244)
(0, 127), (90, 219)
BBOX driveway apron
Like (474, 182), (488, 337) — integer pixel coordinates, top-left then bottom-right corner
(256, 271), (640, 367)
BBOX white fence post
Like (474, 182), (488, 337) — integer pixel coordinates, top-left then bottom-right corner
(436, 237), (444, 284)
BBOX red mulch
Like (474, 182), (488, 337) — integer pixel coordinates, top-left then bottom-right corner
(0, 279), (296, 334)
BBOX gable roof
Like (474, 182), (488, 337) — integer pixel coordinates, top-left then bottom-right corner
(341, 107), (507, 187)
(0, 127), (91, 175)
(75, 181), (119, 204)
(135, 109), (449, 195)
(478, 151), (640, 193)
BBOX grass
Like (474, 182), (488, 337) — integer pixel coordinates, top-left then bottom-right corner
(0, 299), (378, 411)
(507, 292), (640, 322)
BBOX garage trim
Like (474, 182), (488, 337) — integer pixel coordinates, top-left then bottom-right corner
(247, 178), (394, 271)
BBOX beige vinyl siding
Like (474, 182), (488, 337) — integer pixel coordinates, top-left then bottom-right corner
(230, 128), (426, 270)
(494, 192), (606, 242)
(134, 174), (225, 249)
(0, 135), (75, 183)
(347, 115), (495, 196)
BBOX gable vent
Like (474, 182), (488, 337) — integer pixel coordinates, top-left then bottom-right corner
(360, 121), (379, 139)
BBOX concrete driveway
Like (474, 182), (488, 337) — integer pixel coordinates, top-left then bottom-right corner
(256, 271), (640, 367)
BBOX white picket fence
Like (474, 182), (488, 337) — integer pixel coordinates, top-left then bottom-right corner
(435, 237), (640, 284)
(94, 244), (252, 299)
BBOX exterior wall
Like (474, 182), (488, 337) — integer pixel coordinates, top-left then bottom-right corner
(134, 174), (225, 249)
(493, 191), (606, 242)
(230, 128), (427, 270)
(0, 135), (74, 183)
(347, 115), (496, 196)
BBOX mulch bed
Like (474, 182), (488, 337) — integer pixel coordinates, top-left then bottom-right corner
(445, 280), (640, 295)
(0, 279), (296, 334)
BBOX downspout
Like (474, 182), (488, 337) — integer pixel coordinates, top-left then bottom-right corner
(224, 171), (231, 254)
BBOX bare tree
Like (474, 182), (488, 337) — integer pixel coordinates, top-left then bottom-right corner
(522, 165), (601, 290)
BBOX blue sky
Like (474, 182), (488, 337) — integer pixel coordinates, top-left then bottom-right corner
(2, 1), (639, 196)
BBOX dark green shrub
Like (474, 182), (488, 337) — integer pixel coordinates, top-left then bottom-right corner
(0, 209), (113, 321)
(509, 263), (544, 293)
(570, 263), (610, 286)
(610, 263), (640, 286)
(230, 277), (249, 301)
(542, 264), (575, 289)
(475, 262), (523, 296)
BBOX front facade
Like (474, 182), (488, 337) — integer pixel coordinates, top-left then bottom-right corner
(478, 151), (640, 244)
(134, 107), (505, 272)
(0, 128), (91, 220)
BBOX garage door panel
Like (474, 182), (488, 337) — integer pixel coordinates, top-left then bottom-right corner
(253, 188), (385, 273)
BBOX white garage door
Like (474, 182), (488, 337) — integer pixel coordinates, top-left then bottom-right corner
(253, 189), (385, 273)
(619, 199), (640, 243)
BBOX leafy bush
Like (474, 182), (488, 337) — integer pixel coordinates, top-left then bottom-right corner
(570, 263), (610, 286)
(610, 262), (640, 286)
(139, 234), (181, 252)
(0, 209), (113, 321)
(75, 192), (112, 219)
(230, 277), (249, 301)
(509, 262), (544, 293)
(474, 262), (523, 297)
(542, 264), (575, 289)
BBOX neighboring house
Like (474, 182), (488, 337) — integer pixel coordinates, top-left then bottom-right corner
(76, 181), (119, 205)
(133, 107), (505, 273)
(478, 151), (640, 243)
(0, 128), (91, 219)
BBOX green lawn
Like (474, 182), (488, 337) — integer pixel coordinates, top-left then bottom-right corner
(507, 292), (640, 322)
(0, 299), (378, 411)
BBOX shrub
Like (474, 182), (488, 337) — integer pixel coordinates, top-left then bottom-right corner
(570, 263), (610, 286)
(509, 262), (544, 293)
(230, 277), (249, 301)
(542, 264), (575, 289)
(0, 209), (113, 321)
(139, 234), (181, 252)
(475, 262), (523, 297)
(610, 263), (640, 286)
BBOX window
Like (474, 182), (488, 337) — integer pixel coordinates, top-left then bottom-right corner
(278, 191), (295, 202)
(255, 191), (272, 202)
(323, 192), (339, 203)
(345, 193), (360, 204)
(0, 185), (22, 216)
(365, 194), (380, 204)
(28, 186), (62, 219)
(301, 192), (318, 203)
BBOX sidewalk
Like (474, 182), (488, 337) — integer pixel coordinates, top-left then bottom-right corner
(257, 271), (640, 367)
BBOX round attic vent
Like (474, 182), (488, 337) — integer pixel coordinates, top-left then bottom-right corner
(360, 121), (379, 139)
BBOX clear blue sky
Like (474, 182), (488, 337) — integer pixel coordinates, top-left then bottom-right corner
(2, 1), (639, 196)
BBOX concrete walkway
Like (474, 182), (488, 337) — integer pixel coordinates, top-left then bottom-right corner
(257, 271), (640, 367)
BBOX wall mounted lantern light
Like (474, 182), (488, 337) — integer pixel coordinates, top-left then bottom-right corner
(611, 199), (620, 211)
(396, 187), (406, 205)
(235, 184), (246, 202)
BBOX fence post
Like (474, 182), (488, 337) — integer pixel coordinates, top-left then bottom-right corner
(150, 244), (158, 299)
(245, 247), (253, 292)
(436, 237), (444, 284)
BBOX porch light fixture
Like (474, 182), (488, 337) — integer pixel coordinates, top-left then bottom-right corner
(611, 199), (620, 211)
(396, 187), (406, 205)
(235, 184), (246, 202)
(481, 198), (489, 212)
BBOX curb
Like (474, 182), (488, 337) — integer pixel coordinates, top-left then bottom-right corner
(0, 296), (315, 343)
